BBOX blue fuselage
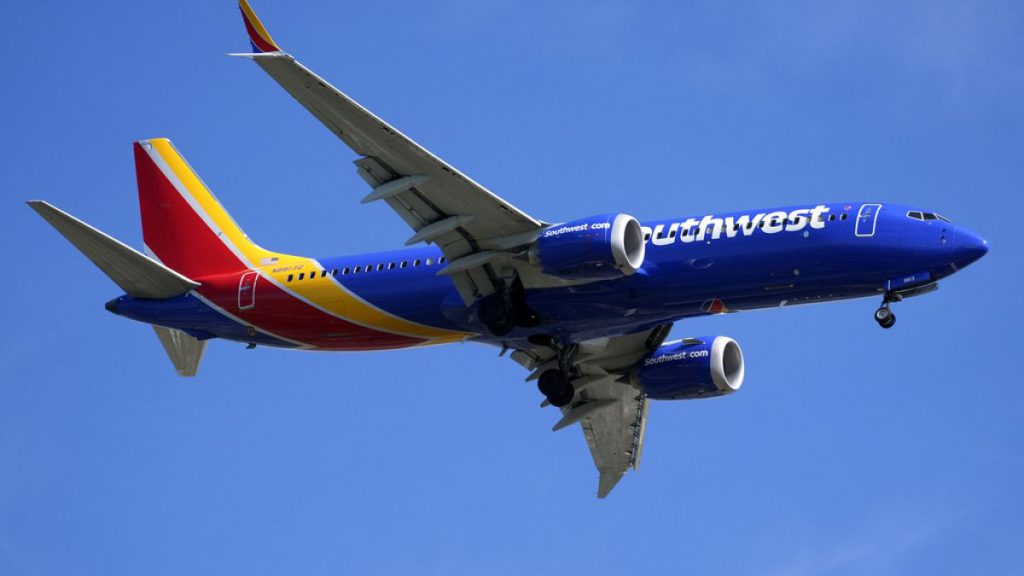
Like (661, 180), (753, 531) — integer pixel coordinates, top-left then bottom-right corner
(113, 202), (988, 349)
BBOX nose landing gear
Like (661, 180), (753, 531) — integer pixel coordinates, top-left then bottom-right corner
(874, 291), (900, 329)
(874, 305), (896, 329)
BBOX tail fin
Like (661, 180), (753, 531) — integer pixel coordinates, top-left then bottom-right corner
(27, 200), (199, 299)
(134, 138), (274, 279)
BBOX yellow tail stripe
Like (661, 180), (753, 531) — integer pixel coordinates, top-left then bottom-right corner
(147, 139), (469, 342)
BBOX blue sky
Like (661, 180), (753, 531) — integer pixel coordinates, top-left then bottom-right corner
(3, 1), (1023, 574)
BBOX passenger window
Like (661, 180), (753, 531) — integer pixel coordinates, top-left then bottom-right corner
(644, 232), (651, 241)
(354, 266), (361, 273)
(376, 264), (384, 271)
(400, 261), (408, 268)
(840, 214), (848, 221)
(298, 273), (305, 280)
(828, 214), (836, 221)
(321, 270), (328, 278)
(414, 259), (421, 267)
(426, 258), (434, 266)
(342, 267), (350, 275)
(287, 274), (294, 282)
(439, 257), (447, 264)
(388, 262), (395, 270)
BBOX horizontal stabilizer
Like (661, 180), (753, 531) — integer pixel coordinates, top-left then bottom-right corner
(153, 326), (207, 377)
(27, 200), (199, 299)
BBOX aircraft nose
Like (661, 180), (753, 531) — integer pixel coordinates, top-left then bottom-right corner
(953, 228), (989, 268)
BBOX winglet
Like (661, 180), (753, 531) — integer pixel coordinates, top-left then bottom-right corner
(238, 0), (281, 53)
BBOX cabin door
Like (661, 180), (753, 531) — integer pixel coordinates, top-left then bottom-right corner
(238, 271), (259, 310)
(855, 203), (882, 237)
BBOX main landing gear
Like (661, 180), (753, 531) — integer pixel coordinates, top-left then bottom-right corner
(477, 276), (542, 336)
(530, 334), (577, 408)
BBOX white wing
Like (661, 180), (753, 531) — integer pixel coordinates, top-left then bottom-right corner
(233, 5), (546, 304)
(510, 324), (672, 497)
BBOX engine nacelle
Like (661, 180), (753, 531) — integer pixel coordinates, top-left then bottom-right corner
(634, 336), (745, 400)
(530, 214), (646, 280)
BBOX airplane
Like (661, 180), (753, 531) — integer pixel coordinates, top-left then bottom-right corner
(27, 0), (989, 498)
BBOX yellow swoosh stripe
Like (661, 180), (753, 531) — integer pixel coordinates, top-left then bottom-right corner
(148, 138), (470, 342)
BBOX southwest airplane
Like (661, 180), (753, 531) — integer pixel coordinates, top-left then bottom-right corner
(28, 1), (989, 497)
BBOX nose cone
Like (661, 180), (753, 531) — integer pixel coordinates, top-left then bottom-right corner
(954, 228), (989, 268)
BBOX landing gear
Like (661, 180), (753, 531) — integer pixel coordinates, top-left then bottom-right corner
(531, 335), (578, 407)
(478, 292), (514, 336)
(874, 305), (896, 329)
(538, 369), (575, 407)
(874, 290), (900, 329)
(477, 276), (542, 336)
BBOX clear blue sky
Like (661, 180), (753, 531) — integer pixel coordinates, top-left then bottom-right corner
(3, 1), (1022, 574)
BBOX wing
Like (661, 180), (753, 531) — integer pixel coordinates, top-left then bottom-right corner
(234, 1), (544, 304)
(510, 324), (672, 498)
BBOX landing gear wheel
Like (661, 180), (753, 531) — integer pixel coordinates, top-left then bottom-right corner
(874, 306), (896, 329)
(478, 293), (513, 336)
(538, 369), (575, 407)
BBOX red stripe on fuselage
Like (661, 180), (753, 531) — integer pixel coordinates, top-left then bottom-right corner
(198, 272), (425, 350)
(134, 143), (424, 349)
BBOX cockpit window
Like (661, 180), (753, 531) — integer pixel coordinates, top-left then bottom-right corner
(907, 210), (951, 223)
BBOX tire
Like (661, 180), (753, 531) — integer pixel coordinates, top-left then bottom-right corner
(486, 315), (514, 336)
(874, 307), (892, 323)
(538, 370), (575, 407)
(477, 293), (507, 325)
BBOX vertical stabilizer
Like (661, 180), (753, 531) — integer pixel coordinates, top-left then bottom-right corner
(134, 138), (274, 279)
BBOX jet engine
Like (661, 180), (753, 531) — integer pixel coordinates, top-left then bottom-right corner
(530, 214), (645, 280)
(633, 336), (745, 400)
